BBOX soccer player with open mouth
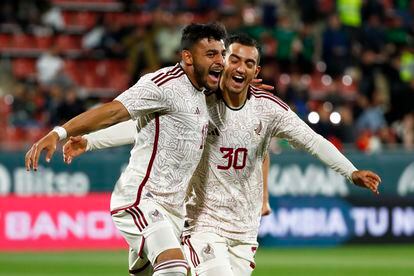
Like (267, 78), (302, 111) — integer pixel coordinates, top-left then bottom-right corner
(61, 33), (381, 276)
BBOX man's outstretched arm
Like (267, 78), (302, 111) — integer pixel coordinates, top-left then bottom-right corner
(63, 119), (136, 164)
(274, 109), (382, 194)
(25, 100), (130, 171)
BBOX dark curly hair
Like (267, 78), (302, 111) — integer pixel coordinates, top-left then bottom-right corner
(181, 22), (227, 51)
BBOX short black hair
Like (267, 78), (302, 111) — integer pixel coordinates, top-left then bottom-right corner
(225, 33), (261, 64)
(181, 22), (227, 51)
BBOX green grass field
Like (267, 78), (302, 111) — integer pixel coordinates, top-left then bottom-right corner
(1, 245), (413, 276)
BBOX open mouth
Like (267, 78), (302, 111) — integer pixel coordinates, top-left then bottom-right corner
(232, 75), (245, 84)
(209, 69), (221, 80)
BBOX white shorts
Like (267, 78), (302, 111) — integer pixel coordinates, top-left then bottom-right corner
(111, 198), (184, 274)
(182, 232), (258, 276)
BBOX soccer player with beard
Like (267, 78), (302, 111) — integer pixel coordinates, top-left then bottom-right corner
(62, 34), (381, 276)
(25, 23), (227, 276)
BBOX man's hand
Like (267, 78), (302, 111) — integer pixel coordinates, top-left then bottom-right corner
(251, 78), (275, 91)
(351, 170), (382, 194)
(261, 200), (272, 216)
(25, 131), (59, 171)
(63, 136), (88, 164)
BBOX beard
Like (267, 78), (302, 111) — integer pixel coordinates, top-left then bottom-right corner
(193, 59), (208, 90)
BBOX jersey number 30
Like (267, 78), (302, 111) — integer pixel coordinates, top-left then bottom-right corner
(217, 147), (248, 170)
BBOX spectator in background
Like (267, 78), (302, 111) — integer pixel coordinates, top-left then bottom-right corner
(391, 0), (413, 31)
(219, 8), (243, 34)
(3, 0), (414, 152)
(399, 43), (414, 83)
(337, 105), (357, 143)
(386, 14), (410, 47)
(45, 84), (64, 126)
(359, 14), (386, 54)
(41, 3), (64, 32)
(124, 24), (159, 85)
(337, 0), (362, 42)
(154, 10), (182, 67)
(361, 0), (385, 22)
(322, 14), (351, 77)
(239, 4), (267, 42)
(56, 87), (86, 124)
(258, 60), (278, 93)
(3, 0), (49, 32)
(388, 43), (414, 121)
(0, 2), (18, 26)
(285, 72), (309, 118)
(36, 44), (72, 87)
(100, 20), (127, 58)
(271, 16), (299, 73)
(10, 83), (38, 127)
(358, 49), (379, 101)
(297, 0), (320, 24)
(82, 15), (106, 51)
(355, 91), (388, 136)
(296, 23), (316, 74)
(55, 87), (85, 125)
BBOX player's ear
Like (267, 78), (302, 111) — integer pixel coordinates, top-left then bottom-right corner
(254, 65), (261, 78)
(181, 50), (193, 66)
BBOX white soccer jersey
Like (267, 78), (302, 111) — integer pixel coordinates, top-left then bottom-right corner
(112, 64), (209, 218)
(184, 86), (357, 243)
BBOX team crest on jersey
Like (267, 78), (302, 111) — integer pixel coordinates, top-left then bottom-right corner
(149, 209), (164, 223)
(254, 120), (263, 135)
(201, 244), (215, 261)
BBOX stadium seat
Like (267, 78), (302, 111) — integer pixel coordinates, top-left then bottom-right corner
(82, 60), (100, 78)
(0, 34), (11, 49)
(76, 12), (97, 28)
(108, 59), (127, 74)
(64, 59), (83, 85)
(12, 58), (36, 79)
(0, 97), (11, 132)
(12, 34), (35, 49)
(82, 73), (103, 89)
(35, 35), (54, 50)
(26, 127), (48, 143)
(107, 72), (130, 91)
(56, 35), (82, 51)
(63, 11), (97, 29)
(3, 126), (26, 147)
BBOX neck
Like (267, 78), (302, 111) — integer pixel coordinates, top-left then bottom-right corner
(219, 81), (248, 109)
(180, 61), (203, 90)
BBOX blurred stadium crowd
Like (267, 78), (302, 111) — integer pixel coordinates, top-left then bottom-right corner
(0, 0), (413, 152)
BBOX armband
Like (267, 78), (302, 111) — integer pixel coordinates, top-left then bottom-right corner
(52, 126), (67, 141)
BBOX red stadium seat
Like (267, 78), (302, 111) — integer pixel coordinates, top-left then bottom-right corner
(75, 12), (97, 29)
(94, 59), (126, 78)
(35, 35), (54, 50)
(83, 59), (98, 73)
(0, 33), (11, 49)
(12, 58), (36, 79)
(64, 59), (83, 85)
(63, 11), (97, 29)
(3, 126), (26, 145)
(12, 34), (35, 49)
(107, 72), (130, 92)
(26, 127), (48, 143)
(82, 73), (104, 89)
(56, 35), (81, 51)
(0, 97), (11, 133)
